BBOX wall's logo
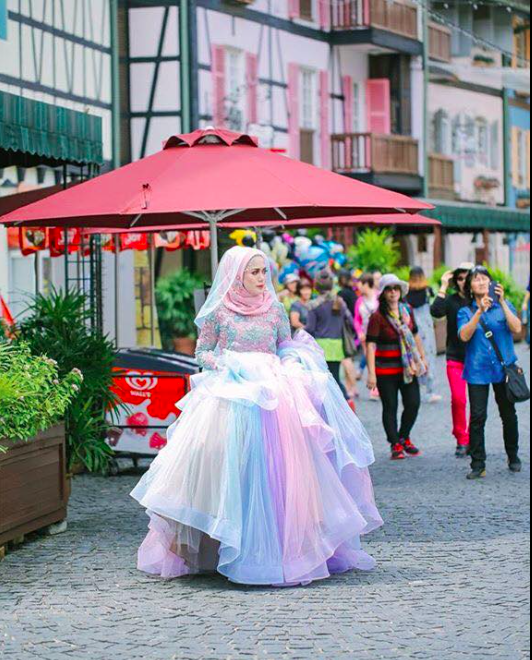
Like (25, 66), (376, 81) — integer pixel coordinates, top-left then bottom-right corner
(0, 0), (7, 41)
(126, 373), (158, 393)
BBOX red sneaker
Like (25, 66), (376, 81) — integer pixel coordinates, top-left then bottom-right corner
(348, 400), (357, 413)
(402, 438), (421, 456)
(391, 443), (407, 460)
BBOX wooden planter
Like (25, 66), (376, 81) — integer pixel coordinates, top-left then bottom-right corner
(0, 424), (69, 547)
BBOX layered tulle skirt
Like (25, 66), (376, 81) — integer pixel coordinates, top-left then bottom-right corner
(131, 333), (383, 585)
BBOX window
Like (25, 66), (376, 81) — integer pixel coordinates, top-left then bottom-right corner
(300, 69), (317, 130)
(0, 0), (7, 41)
(225, 49), (245, 130)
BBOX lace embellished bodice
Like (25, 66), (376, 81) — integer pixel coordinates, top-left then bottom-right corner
(196, 302), (292, 370)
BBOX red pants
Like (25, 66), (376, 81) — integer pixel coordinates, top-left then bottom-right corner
(447, 361), (470, 446)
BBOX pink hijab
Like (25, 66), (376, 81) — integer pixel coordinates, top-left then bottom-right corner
(224, 250), (275, 317)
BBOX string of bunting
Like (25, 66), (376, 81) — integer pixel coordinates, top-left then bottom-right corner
(9, 227), (211, 257)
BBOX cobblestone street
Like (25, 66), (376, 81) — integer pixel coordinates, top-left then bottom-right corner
(1, 350), (530, 660)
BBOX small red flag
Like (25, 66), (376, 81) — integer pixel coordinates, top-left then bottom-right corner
(0, 295), (15, 327)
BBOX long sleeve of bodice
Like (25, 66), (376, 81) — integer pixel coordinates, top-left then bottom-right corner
(276, 303), (292, 346)
(195, 313), (220, 371)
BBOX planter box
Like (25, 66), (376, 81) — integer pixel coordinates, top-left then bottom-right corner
(0, 424), (68, 547)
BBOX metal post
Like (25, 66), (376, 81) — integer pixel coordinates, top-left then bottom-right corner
(110, 0), (122, 169)
(149, 233), (156, 347)
(34, 252), (40, 297)
(114, 235), (121, 348)
(208, 216), (219, 277)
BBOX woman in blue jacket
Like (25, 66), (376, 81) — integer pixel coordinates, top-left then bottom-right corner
(458, 267), (523, 481)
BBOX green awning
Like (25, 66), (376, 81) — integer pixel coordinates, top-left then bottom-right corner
(0, 91), (103, 168)
(422, 200), (531, 233)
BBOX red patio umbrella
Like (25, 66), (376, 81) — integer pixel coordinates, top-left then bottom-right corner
(0, 128), (433, 273)
(86, 213), (440, 235)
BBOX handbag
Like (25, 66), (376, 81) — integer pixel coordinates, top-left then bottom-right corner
(342, 310), (357, 359)
(478, 317), (530, 404)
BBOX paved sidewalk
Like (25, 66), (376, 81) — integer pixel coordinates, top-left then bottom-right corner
(0, 350), (530, 660)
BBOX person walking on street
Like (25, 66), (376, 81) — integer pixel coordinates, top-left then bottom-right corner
(306, 269), (352, 400)
(523, 278), (530, 347)
(289, 280), (313, 332)
(366, 275), (429, 461)
(431, 263), (473, 458)
(458, 266), (523, 481)
(355, 273), (380, 401)
(278, 273), (300, 314)
(406, 267), (442, 405)
(338, 269), (361, 400)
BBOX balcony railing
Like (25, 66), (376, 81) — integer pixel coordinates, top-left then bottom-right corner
(429, 22), (452, 62)
(332, 133), (420, 176)
(429, 153), (456, 200)
(331, 0), (419, 41)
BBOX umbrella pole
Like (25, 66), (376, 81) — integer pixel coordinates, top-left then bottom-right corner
(208, 214), (219, 277)
(114, 235), (120, 348)
(149, 233), (156, 347)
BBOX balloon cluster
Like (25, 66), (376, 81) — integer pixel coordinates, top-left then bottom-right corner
(230, 228), (347, 284)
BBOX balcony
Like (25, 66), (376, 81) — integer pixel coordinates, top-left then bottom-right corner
(332, 133), (422, 193)
(331, 0), (419, 45)
(429, 22), (452, 63)
(429, 153), (456, 200)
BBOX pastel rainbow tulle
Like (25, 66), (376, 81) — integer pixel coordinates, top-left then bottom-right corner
(131, 332), (383, 586)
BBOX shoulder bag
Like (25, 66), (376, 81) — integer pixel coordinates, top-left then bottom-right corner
(478, 316), (530, 404)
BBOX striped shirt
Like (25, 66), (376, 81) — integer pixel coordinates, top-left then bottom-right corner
(367, 307), (419, 377)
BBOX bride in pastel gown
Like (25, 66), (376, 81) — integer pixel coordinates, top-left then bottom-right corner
(131, 246), (383, 586)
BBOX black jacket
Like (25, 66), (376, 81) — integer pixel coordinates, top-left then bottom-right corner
(431, 293), (469, 363)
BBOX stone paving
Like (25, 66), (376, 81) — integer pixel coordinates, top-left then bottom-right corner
(0, 349), (530, 660)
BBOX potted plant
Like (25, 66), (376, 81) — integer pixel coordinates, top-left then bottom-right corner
(17, 289), (120, 473)
(0, 342), (83, 547)
(156, 268), (206, 355)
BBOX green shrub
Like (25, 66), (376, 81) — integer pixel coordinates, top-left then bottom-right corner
(347, 229), (401, 273)
(156, 268), (206, 348)
(17, 290), (120, 473)
(0, 342), (82, 450)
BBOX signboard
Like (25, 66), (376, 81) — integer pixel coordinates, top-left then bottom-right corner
(108, 368), (190, 456)
(0, 1), (7, 41)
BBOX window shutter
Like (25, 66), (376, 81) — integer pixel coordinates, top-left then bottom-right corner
(212, 46), (226, 127)
(289, 0), (300, 19)
(320, 71), (331, 169)
(366, 79), (391, 134)
(342, 75), (354, 133)
(512, 127), (520, 188)
(288, 63), (301, 160)
(246, 53), (259, 125)
(319, 0), (330, 30)
(433, 110), (445, 154)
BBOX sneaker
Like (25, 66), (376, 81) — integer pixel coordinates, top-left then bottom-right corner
(427, 394), (443, 404)
(455, 445), (469, 459)
(347, 400), (357, 413)
(467, 468), (487, 480)
(391, 443), (407, 460)
(402, 438), (421, 456)
(508, 458), (523, 473)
